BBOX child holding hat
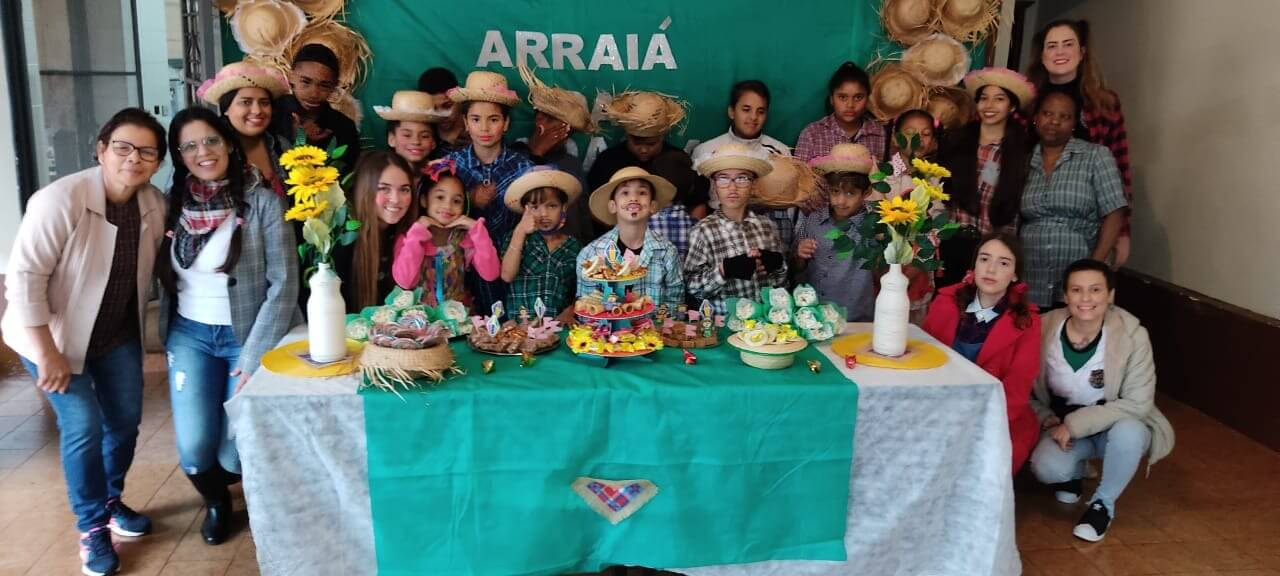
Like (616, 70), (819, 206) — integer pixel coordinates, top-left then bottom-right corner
(796, 143), (878, 321)
(576, 167), (684, 310)
(684, 143), (785, 313)
(500, 166), (585, 318)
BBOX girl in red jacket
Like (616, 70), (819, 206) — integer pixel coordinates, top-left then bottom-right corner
(923, 232), (1042, 473)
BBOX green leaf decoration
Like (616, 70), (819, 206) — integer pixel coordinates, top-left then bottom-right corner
(338, 230), (359, 246)
(297, 244), (309, 258)
(345, 218), (362, 231)
(330, 144), (348, 160)
(334, 205), (348, 225)
(878, 162), (894, 175)
(870, 171), (885, 181)
(823, 228), (843, 241)
(894, 132), (908, 151)
(872, 181), (891, 194)
(909, 133), (921, 150)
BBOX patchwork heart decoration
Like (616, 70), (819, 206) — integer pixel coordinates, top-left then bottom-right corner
(571, 477), (659, 525)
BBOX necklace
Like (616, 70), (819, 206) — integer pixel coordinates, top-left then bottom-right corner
(1066, 317), (1102, 348)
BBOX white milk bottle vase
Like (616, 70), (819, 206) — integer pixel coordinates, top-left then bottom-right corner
(307, 262), (347, 362)
(872, 263), (910, 356)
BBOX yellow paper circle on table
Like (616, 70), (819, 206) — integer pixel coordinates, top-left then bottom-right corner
(260, 339), (365, 377)
(829, 333), (948, 370)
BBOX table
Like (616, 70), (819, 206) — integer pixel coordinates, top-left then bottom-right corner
(227, 324), (1020, 575)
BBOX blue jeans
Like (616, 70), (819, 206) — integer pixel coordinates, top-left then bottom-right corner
(20, 342), (144, 532)
(165, 315), (242, 475)
(1030, 417), (1150, 513)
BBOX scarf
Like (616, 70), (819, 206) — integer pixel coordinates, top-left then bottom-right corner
(174, 174), (235, 269)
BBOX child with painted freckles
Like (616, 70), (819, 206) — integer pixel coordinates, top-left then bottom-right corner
(392, 159), (500, 309)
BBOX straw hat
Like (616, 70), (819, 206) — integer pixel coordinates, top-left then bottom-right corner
(230, 0), (307, 61)
(284, 20), (373, 98)
(753, 155), (820, 209)
(926, 86), (976, 130)
(963, 67), (1036, 111)
(374, 91), (451, 123)
(518, 64), (596, 133)
(809, 143), (876, 175)
(601, 91), (686, 137)
(216, 0), (239, 15)
(288, 0), (346, 21)
(881, 0), (940, 46)
(331, 90), (363, 124)
(588, 167), (676, 225)
(902, 33), (971, 87)
(939, 0), (1000, 43)
(504, 166), (583, 213)
(197, 61), (291, 106)
(447, 71), (522, 107)
(869, 63), (928, 122)
(694, 143), (774, 178)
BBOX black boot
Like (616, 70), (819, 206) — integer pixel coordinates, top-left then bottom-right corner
(186, 470), (232, 545)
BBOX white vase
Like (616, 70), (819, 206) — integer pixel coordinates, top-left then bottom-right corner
(872, 263), (910, 357)
(307, 262), (347, 362)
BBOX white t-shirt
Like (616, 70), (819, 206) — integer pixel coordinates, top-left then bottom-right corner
(1045, 318), (1107, 407)
(173, 216), (236, 326)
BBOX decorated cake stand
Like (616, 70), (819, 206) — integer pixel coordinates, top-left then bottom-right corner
(571, 248), (662, 366)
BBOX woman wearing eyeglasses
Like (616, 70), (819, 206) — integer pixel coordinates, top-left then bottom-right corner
(2, 108), (168, 576)
(156, 107), (299, 546)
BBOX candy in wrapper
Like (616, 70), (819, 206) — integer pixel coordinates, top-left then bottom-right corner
(520, 351), (535, 367)
(807, 359), (822, 374)
(683, 349), (697, 365)
(481, 359), (495, 374)
(844, 355), (857, 369)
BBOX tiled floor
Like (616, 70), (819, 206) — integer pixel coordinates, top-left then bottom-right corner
(0, 345), (1276, 575)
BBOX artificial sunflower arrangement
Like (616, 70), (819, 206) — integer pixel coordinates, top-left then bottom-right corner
(280, 144), (360, 275)
(827, 132), (960, 271)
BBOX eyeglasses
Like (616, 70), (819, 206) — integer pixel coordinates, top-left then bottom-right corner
(714, 174), (756, 187)
(109, 140), (161, 162)
(178, 135), (226, 156)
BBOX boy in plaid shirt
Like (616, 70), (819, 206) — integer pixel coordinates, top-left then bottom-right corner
(499, 167), (584, 319)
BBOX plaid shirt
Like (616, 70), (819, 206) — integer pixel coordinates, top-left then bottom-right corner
(86, 195), (141, 357)
(648, 204), (694, 262)
(949, 143), (1016, 235)
(576, 227), (684, 310)
(447, 144), (533, 309)
(793, 114), (888, 164)
(1082, 104), (1133, 236)
(500, 232), (582, 315)
(1020, 138), (1127, 306)
(793, 208), (875, 321)
(684, 210), (787, 314)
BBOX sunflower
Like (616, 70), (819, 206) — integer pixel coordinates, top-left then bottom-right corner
(284, 199), (329, 222)
(279, 145), (328, 170)
(286, 165), (339, 200)
(878, 196), (921, 226)
(912, 177), (950, 202)
(911, 157), (951, 179)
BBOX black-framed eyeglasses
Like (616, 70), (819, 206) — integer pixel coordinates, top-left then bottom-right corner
(714, 174), (756, 187)
(178, 135), (226, 156)
(109, 140), (161, 162)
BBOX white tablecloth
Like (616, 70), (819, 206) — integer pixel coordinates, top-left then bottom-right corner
(228, 324), (1020, 576)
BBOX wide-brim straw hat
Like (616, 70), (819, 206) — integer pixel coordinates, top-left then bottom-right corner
(694, 143), (774, 178)
(939, 0), (1000, 43)
(284, 20), (373, 97)
(197, 61), (291, 106)
(927, 85), (976, 130)
(869, 63), (929, 122)
(588, 167), (676, 226)
(601, 91), (686, 137)
(963, 67), (1036, 112)
(881, 0), (940, 46)
(447, 71), (522, 107)
(230, 0), (307, 61)
(753, 155), (820, 209)
(374, 90), (451, 123)
(809, 143), (876, 175)
(519, 64), (596, 133)
(287, 0), (346, 21)
(504, 167), (583, 213)
(902, 33), (971, 87)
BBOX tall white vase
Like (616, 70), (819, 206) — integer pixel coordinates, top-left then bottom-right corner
(872, 263), (910, 357)
(307, 262), (347, 362)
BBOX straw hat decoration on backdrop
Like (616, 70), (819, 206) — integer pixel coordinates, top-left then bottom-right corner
(374, 91), (451, 123)
(518, 64), (597, 133)
(601, 91), (688, 137)
(283, 19), (373, 99)
(197, 61), (291, 106)
(447, 71), (523, 107)
(331, 91), (364, 124)
(588, 167), (677, 225)
(216, 0), (240, 15)
(694, 143), (774, 178)
(881, 0), (940, 46)
(753, 154), (820, 209)
(926, 86), (976, 130)
(902, 33), (971, 87)
(286, 0), (347, 22)
(868, 63), (928, 123)
(938, 0), (1000, 43)
(962, 67), (1036, 112)
(230, 0), (307, 62)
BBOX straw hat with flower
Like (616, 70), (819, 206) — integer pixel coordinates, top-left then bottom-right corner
(588, 167), (676, 225)
(753, 155), (820, 209)
(230, 0), (307, 62)
(504, 166), (583, 213)
(197, 61), (291, 106)
(447, 71), (522, 107)
(881, 0), (941, 46)
(374, 91), (451, 124)
(518, 64), (596, 133)
(283, 20), (373, 98)
(809, 143), (876, 175)
(869, 63), (929, 122)
(601, 91), (687, 137)
(695, 143), (774, 178)
(902, 33), (971, 87)
(963, 67), (1036, 111)
(927, 85), (977, 130)
(939, 0), (1000, 43)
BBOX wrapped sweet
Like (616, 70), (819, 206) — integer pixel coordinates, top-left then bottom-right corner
(765, 287), (793, 311)
(794, 284), (819, 307)
(767, 306), (792, 324)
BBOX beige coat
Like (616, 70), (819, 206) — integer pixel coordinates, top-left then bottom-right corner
(1031, 306), (1175, 467)
(3, 167), (166, 373)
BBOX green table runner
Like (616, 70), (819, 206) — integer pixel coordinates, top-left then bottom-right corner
(361, 341), (859, 575)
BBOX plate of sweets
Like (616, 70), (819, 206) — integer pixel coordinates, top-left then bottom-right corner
(467, 299), (563, 356)
(580, 245), (648, 283)
(658, 300), (725, 349)
(566, 319), (665, 358)
(575, 291), (655, 321)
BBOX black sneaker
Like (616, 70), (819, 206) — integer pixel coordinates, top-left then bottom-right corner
(1073, 501), (1111, 542)
(1051, 479), (1082, 504)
